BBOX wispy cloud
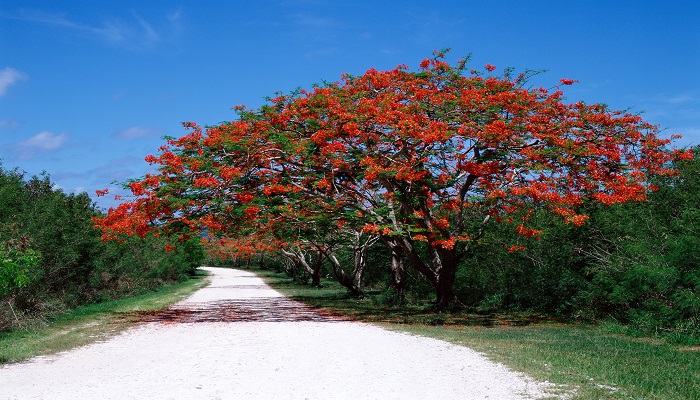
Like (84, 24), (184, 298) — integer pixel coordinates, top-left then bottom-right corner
(131, 12), (159, 43)
(629, 92), (696, 107)
(52, 171), (88, 181)
(166, 8), (184, 29)
(628, 91), (700, 126)
(656, 93), (694, 105)
(292, 13), (337, 29)
(0, 67), (27, 96)
(282, 13), (344, 59)
(7, 9), (179, 50)
(673, 127), (700, 147)
(0, 119), (20, 129)
(15, 131), (68, 159)
(113, 126), (165, 140)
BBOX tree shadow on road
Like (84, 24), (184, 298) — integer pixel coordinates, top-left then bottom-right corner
(124, 297), (350, 324)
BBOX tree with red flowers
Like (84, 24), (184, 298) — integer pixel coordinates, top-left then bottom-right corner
(95, 51), (691, 309)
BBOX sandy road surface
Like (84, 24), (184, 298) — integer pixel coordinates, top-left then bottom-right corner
(0, 267), (550, 399)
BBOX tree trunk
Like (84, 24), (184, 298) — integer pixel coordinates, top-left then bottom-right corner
(435, 248), (458, 310)
(311, 250), (322, 287)
(390, 246), (406, 297)
(382, 237), (406, 298)
(325, 252), (364, 298)
(281, 248), (319, 286)
(397, 236), (438, 287)
(390, 235), (459, 310)
(353, 248), (365, 293)
(290, 259), (301, 281)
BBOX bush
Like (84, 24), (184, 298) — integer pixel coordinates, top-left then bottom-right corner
(0, 166), (205, 331)
(450, 149), (700, 344)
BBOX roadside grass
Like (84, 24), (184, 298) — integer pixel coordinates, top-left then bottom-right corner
(0, 270), (209, 364)
(256, 268), (700, 400)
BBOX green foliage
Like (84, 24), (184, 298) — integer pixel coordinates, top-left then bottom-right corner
(0, 164), (205, 331)
(445, 147), (700, 344)
(1, 247), (39, 297)
(454, 209), (588, 314)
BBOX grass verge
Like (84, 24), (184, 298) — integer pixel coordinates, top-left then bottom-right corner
(0, 270), (209, 364)
(256, 268), (700, 400)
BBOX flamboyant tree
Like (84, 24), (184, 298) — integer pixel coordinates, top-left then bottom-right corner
(95, 51), (691, 308)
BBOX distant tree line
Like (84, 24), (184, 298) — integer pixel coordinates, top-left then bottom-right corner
(0, 165), (204, 331)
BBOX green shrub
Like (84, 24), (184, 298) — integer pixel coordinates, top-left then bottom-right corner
(0, 165), (205, 331)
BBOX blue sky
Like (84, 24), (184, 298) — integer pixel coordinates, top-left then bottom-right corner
(1, 1), (699, 210)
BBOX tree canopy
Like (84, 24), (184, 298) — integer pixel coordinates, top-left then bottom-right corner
(94, 52), (691, 308)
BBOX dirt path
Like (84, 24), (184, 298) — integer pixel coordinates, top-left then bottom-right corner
(0, 267), (550, 399)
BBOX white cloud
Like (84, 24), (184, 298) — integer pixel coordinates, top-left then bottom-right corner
(113, 126), (164, 140)
(0, 67), (27, 96)
(19, 131), (68, 150)
(15, 131), (68, 159)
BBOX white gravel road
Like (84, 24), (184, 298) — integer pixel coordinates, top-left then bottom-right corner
(0, 267), (551, 399)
